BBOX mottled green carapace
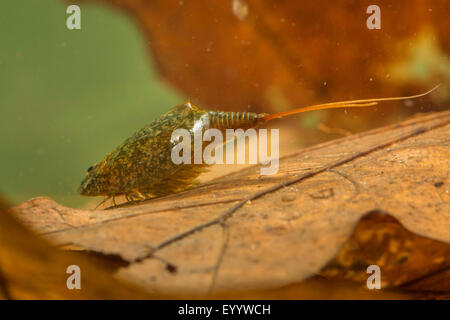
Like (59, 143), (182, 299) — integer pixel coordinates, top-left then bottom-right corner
(78, 101), (267, 204)
(78, 86), (437, 205)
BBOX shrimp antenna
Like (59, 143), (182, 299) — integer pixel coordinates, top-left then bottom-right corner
(262, 84), (441, 122)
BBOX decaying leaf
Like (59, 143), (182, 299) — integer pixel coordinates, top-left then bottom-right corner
(91, 0), (450, 135)
(0, 197), (151, 299)
(320, 211), (450, 291)
(12, 110), (450, 296)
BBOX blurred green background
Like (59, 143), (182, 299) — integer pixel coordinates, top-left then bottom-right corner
(0, 0), (181, 207)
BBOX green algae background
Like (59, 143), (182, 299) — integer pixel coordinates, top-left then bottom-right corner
(0, 0), (181, 207)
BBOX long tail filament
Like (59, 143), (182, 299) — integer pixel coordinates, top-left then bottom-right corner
(262, 84), (440, 122)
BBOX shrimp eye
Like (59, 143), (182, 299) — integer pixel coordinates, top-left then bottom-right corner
(87, 165), (94, 173)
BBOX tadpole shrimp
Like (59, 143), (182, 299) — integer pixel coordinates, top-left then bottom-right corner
(78, 85), (440, 208)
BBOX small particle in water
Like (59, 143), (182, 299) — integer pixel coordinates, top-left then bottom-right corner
(281, 194), (296, 202)
(232, 0), (249, 21)
(369, 77), (373, 81)
(404, 100), (414, 108)
(385, 73), (390, 78)
(323, 81), (327, 86)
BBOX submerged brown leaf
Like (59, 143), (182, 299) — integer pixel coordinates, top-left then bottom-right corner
(320, 211), (450, 291)
(93, 0), (450, 136)
(0, 197), (151, 299)
(13, 110), (450, 296)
